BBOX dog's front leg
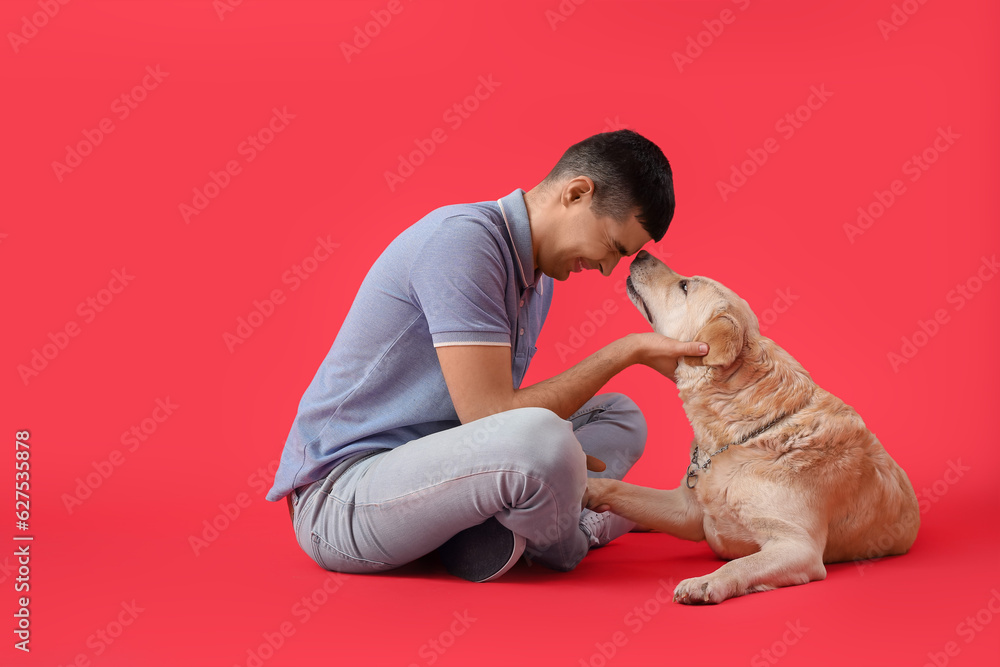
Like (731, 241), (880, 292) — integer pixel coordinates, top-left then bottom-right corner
(586, 478), (705, 542)
(673, 528), (827, 605)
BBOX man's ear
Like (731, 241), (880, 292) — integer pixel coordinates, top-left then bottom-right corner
(685, 313), (743, 368)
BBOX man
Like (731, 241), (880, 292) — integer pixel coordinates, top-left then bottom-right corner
(266, 129), (708, 581)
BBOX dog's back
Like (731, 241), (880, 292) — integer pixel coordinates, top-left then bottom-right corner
(805, 386), (920, 563)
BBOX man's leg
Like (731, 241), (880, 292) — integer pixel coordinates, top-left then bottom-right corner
(569, 392), (647, 481)
(292, 407), (594, 577)
(522, 392), (647, 564)
(431, 392), (649, 572)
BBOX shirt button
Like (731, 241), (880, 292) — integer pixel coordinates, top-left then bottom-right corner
(519, 328), (525, 336)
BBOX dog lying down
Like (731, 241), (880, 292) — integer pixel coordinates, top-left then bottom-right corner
(585, 250), (920, 604)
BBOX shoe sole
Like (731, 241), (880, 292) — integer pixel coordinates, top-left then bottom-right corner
(438, 517), (526, 583)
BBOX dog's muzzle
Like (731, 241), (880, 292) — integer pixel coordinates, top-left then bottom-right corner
(626, 276), (653, 322)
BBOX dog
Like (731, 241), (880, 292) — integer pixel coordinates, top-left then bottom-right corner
(584, 250), (920, 604)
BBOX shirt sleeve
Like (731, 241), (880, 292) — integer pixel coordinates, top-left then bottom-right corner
(409, 216), (512, 347)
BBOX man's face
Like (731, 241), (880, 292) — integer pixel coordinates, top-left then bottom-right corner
(541, 199), (653, 281)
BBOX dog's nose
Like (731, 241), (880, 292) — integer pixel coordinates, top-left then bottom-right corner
(633, 249), (651, 263)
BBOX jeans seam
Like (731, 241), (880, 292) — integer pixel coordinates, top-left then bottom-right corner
(344, 468), (568, 508)
(293, 452), (377, 533)
(311, 531), (390, 567)
(568, 403), (612, 424)
(313, 451), (382, 505)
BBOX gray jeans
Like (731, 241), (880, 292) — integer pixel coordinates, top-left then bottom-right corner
(288, 393), (646, 573)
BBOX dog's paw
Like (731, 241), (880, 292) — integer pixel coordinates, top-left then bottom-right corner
(673, 575), (728, 605)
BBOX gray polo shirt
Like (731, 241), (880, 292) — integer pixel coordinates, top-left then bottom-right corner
(266, 188), (554, 502)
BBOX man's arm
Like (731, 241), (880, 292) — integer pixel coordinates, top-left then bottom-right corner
(437, 333), (708, 424)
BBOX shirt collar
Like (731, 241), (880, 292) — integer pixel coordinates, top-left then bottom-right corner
(497, 188), (543, 294)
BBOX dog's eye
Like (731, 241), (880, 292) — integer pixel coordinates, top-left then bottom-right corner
(679, 280), (688, 295)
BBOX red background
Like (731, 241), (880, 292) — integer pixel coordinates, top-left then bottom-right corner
(4, 1), (999, 665)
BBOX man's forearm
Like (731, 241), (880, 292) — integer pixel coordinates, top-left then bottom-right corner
(512, 336), (641, 420)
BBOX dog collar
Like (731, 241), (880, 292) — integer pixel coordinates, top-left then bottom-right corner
(685, 413), (789, 489)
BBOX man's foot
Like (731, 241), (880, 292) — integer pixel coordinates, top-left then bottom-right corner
(580, 508), (636, 548)
(437, 517), (526, 582)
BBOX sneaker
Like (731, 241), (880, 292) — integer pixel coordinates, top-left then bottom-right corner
(580, 509), (636, 548)
(437, 517), (527, 582)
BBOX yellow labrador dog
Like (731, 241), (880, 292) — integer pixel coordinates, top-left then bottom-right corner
(585, 251), (919, 604)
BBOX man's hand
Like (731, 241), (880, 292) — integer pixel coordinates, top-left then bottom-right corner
(626, 332), (708, 381)
(586, 455), (606, 473)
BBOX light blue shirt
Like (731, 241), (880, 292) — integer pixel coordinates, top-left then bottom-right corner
(266, 189), (554, 501)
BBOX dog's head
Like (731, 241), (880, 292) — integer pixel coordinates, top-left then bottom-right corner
(626, 250), (759, 369)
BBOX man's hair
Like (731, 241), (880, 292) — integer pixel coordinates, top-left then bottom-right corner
(540, 129), (675, 242)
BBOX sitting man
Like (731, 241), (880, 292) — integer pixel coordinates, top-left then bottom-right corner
(266, 129), (707, 581)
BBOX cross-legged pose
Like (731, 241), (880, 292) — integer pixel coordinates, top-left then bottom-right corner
(266, 130), (707, 581)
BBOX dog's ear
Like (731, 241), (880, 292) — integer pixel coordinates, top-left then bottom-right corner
(686, 313), (743, 368)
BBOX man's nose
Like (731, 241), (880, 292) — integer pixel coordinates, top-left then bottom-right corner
(601, 255), (619, 277)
